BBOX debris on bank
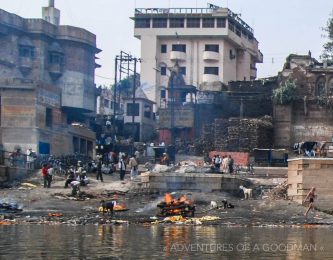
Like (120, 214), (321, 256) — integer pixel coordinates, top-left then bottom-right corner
(267, 180), (288, 200)
(152, 215), (221, 225)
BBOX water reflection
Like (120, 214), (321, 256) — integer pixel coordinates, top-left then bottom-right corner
(1, 225), (333, 259)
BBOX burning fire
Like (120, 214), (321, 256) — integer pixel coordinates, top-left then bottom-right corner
(160, 193), (195, 216)
(114, 203), (126, 211)
(164, 193), (190, 205)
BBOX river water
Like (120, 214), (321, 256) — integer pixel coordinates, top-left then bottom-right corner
(1, 224), (332, 259)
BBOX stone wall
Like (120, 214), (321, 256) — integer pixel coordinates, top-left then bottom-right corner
(287, 158), (333, 211)
(141, 172), (251, 193)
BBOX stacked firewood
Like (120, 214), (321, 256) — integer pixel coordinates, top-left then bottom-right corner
(214, 119), (229, 151)
(194, 123), (215, 155)
(195, 116), (273, 154)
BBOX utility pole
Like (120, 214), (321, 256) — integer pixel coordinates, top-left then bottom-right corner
(112, 51), (141, 140)
(113, 56), (118, 116)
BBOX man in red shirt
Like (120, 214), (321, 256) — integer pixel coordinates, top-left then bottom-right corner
(41, 164), (50, 188)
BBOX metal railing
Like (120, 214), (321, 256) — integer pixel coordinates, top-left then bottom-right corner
(135, 8), (215, 15)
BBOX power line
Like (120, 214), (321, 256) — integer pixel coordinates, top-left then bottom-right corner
(96, 75), (113, 80)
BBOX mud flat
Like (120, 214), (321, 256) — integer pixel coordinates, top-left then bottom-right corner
(1, 171), (333, 227)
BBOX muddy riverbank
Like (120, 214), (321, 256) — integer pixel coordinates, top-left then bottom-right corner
(1, 170), (333, 226)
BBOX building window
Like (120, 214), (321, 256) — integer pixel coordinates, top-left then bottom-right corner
(204, 67), (219, 75)
(228, 20), (235, 32)
(205, 44), (219, 52)
(179, 66), (186, 75)
(216, 18), (226, 28)
(19, 46), (34, 58)
(152, 18), (167, 28)
(235, 26), (242, 37)
(316, 77), (326, 96)
(229, 49), (236, 59)
(135, 18), (150, 28)
(160, 89), (166, 99)
(127, 103), (139, 116)
(160, 67), (167, 76)
(161, 44), (167, 53)
(202, 18), (215, 28)
(172, 44), (186, 53)
(49, 53), (63, 65)
(169, 18), (184, 28)
(46, 107), (53, 127)
(104, 99), (110, 108)
(187, 18), (200, 28)
(144, 104), (151, 118)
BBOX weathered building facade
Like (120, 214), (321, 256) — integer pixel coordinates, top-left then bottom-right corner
(132, 4), (263, 109)
(0, 2), (100, 156)
(274, 54), (333, 148)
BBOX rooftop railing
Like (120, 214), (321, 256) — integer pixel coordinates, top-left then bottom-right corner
(135, 7), (253, 33)
(135, 8), (215, 15)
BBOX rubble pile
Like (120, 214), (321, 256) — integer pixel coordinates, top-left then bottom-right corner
(267, 180), (288, 200)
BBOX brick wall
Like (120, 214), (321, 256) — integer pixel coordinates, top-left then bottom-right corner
(209, 151), (249, 166)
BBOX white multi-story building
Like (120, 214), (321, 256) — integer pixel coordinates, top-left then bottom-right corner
(133, 5), (263, 108)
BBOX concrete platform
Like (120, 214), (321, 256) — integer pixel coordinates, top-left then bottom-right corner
(141, 172), (252, 192)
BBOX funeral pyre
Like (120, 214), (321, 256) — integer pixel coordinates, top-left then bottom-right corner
(157, 193), (195, 217)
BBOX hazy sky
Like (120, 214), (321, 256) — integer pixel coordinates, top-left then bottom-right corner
(1, 0), (332, 86)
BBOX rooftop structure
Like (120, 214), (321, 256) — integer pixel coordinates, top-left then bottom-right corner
(132, 4), (263, 108)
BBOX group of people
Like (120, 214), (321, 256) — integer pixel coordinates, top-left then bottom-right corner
(211, 154), (234, 173)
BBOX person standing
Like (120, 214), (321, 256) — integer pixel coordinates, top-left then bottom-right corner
(26, 148), (35, 169)
(129, 154), (138, 180)
(304, 187), (317, 217)
(118, 155), (126, 181)
(228, 155), (234, 174)
(96, 158), (104, 182)
(41, 164), (48, 188)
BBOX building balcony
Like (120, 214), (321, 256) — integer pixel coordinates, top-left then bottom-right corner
(170, 51), (186, 61)
(250, 67), (257, 79)
(202, 74), (219, 83)
(256, 50), (263, 63)
(203, 51), (220, 61)
(48, 63), (63, 80)
(18, 57), (33, 75)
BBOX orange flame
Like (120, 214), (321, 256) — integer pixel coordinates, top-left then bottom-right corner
(165, 193), (173, 204)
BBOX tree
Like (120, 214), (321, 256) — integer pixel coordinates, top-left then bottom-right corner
(272, 79), (297, 105)
(111, 74), (141, 98)
(321, 10), (333, 61)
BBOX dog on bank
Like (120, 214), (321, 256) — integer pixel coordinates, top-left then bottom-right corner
(239, 185), (253, 199)
(210, 201), (218, 209)
(100, 200), (114, 216)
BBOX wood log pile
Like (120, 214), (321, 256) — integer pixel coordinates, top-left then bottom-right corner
(194, 116), (273, 154)
(194, 123), (214, 155)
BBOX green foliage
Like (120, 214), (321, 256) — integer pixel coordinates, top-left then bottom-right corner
(272, 79), (297, 105)
(321, 11), (333, 61)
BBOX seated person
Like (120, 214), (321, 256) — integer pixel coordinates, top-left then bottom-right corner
(64, 169), (76, 188)
(160, 153), (170, 166)
(70, 180), (81, 196)
(77, 171), (89, 186)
